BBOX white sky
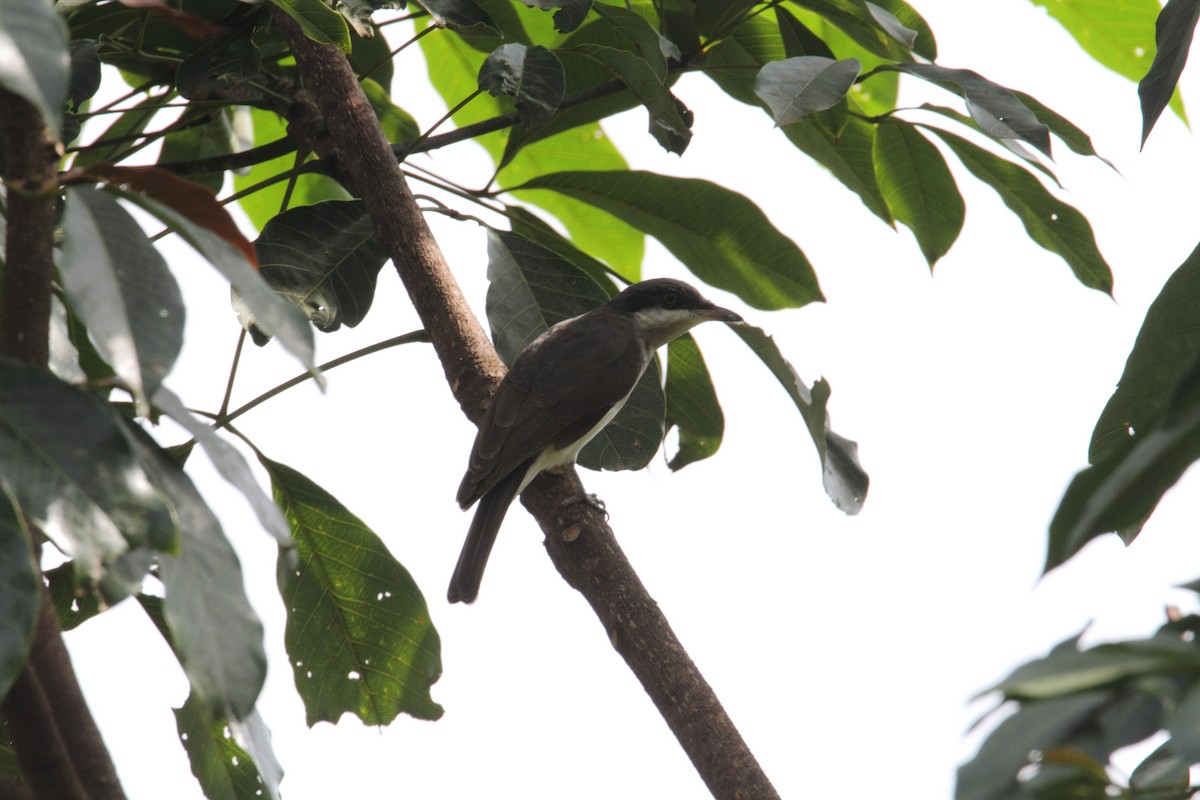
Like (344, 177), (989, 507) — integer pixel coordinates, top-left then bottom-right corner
(59, 2), (1200, 798)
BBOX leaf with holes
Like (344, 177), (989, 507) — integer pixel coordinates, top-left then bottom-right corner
(928, 127), (1112, 294)
(262, 457), (443, 725)
(255, 200), (390, 332)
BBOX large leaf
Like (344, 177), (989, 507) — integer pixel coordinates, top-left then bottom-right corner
(61, 186), (186, 415)
(956, 692), (1113, 800)
(117, 190), (316, 371)
(484, 230), (665, 471)
(478, 43), (566, 129)
(732, 326), (868, 514)
(0, 358), (177, 581)
(518, 170), (822, 309)
(124, 448), (260, 716)
(928, 127), (1113, 294)
(0, 487), (40, 701)
(1047, 374), (1200, 572)
(262, 457), (444, 725)
(0, 0), (69, 138)
(664, 334), (725, 470)
(1090, 241), (1200, 463)
(754, 56), (862, 125)
(254, 200), (390, 332)
(1138, 0), (1200, 145)
(174, 693), (283, 800)
(123, 423), (266, 720)
(887, 63), (1052, 156)
(792, 0), (931, 61)
(872, 119), (964, 267)
(782, 114), (894, 223)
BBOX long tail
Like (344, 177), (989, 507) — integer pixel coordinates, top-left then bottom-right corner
(448, 467), (527, 604)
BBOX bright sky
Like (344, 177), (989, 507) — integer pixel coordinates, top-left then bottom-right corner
(60, 2), (1200, 798)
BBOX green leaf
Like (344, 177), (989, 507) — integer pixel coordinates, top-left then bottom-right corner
(61, 186), (186, 415)
(484, 231), (665, 471)
(873, 119), (964, 267)
(1027, 0), (1175, 119)
(419, 27), (644, 277)
(262, 457), (444, 724)
(44, 561), (104, 631)
(152, 387), (291, 546)
(887, 63), (1052, 156)
(731, 326), (868, 513)
(754, 56), (861, 125)
(158, 108), (236, 194)
(782, 114), (894, 224)
(1129, 742), (1190, 793)
(0, 358), (177, 581)
(0, 487), (39, 700)
(66, 39), (102, 113)
(703, 6), (788, 106)
(1090, 242), (1200, 463)
(1048, 381), (1200, 571)
(0, 0), (69, 138)
(122, 424), (266, 720)
(569, 42), (692, 153)
(1011, 89), (1114, 166)
(695, 0), (757, 39)
(927, 127), (1113, 294)
(268, 0), (351, 52)
(791, 0), (920, 61)
(518, 170), (822, 309)
(479, 43), (566, 129)
(174, 694), (283, 800)
(956, 692), (1111, 800)
(1139, 0), (1200, 145)
(484, 229), (617, 363)
(994, 642), (1198, 699)
(1165, 683), (1200, 764)
(504, 205), (614, 285)
(423, 0), (501, 31)
(120, 191), (316, 372)
(517, 0), (593, 33)
(664, 334), (725, 469)
(361, 78), (420, 143)
(232, 107), (351, 232)
(255, 200), (390, 332)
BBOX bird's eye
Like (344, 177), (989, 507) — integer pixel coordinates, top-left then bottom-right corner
(663, 291), (679, 305)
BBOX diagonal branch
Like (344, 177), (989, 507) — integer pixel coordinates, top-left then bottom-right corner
(268, 13), (779, 800)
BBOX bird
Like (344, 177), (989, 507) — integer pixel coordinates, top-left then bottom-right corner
(449, 278), (743, 604)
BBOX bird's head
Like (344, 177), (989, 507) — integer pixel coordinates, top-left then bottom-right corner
(609, 278), (743, 350)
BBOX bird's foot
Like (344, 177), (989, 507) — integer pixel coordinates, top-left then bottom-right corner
(560, 491), (607, 518)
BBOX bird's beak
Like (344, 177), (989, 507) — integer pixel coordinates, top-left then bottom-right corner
(701, 304), (744, 324)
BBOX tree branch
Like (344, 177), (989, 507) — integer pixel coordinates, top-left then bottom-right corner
(268, 16), (778, 800)
(0, 89), (129, 800)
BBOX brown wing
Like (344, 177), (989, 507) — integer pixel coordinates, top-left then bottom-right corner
(457, 311), (649, 508)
